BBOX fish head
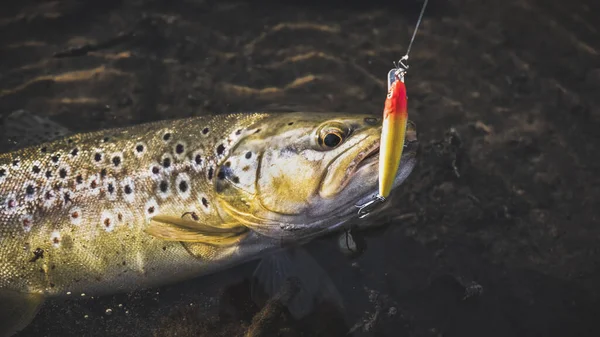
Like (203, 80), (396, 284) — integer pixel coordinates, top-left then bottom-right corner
(215, 112), (418, 240)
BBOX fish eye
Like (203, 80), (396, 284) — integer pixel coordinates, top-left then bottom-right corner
(323, 132), (342, 148)
(317, 122), (349, 150)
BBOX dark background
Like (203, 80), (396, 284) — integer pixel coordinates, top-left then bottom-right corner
(2, 0), (600, 336)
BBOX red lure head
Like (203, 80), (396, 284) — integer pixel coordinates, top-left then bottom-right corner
(383, 76), (408, 119)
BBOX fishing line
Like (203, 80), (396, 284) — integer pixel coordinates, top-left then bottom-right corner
(390, 0), (429, 88)
(357, 0), (429, 219)
(401, 0), (429, 69)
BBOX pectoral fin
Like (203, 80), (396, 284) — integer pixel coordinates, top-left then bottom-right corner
(251, 248), (345, 320)
(145, 215), (248, 246)
(0, 290), (44, 337)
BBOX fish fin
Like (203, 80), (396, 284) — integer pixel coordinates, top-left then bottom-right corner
(146, 215), (248, 246)
(0, 290), (44, 337)
(251, 248), (345, 320)
(0, 110), (72, 152)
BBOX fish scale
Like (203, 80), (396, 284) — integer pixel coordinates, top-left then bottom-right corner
(0, 113), (269, 296)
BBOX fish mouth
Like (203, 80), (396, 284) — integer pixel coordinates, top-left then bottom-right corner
(319, 120), (418, 199)
(356, 143), (380, 170)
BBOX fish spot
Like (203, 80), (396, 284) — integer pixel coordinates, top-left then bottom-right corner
(43, 190), (57, 209)
(190, 150), (204, 171)
(101, 210), (116, 232)
(202, 127), (209, 135)
(121, 177), (135, 203)
(0, 166), (8, 183)
(179, 181), (188, 192)
(12, 158), (21, 168)
(69, 207), (82, 225)
(245, 152), (252, 159)
(87, 174), (101, 196)
(162, 155), (172, 169)
(134, 142), (147, 157)
(93, 152), (103, 164)
(232, 176), (240, 183)
(208, 167), (214, 180)
(254, 129), (261, 134)
(148, 163), (162, 181)
(40, 147), (47, 153)
(21, 214), (33, 232)
(71, 148), (79, 157)
(75, 174), (84, 185)
(51, 154), (60, 164)
(110, 152), (124, 170)
(216, 144), (225, 156)
(51, 231), (61, 248)
(288, 122), (294, 125)
(57, 164), (71, 182)
(235, 129), (242, 135)
(144, 198), (159, 218)
(100, 168), (107, 178)
(175, 173), (191, 200)
(157, 180), (171, 200)
(162, 132), (172, 142)
(29, 248), (44, 262)
(105, 178), (117, 201)
(102, 136), (110, 143)
(63, 191), (72, 205)
(32, 165), (41, 174)
(25, 184), (35, 196)
(4, 193), (17, 212)
(201, 197), (209, 209)
(45, 170), (52, 178)
(159, 181), (168, 192)
(111, 153), (123, 168)
(173, 142), (187, 160)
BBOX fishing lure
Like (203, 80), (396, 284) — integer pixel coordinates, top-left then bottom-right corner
(357, 0), (428, 218)
(356, 62), (408, 218)
(379, 63), (408, 199)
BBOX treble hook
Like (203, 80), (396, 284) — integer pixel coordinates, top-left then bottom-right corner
(356, 194), (386, 219)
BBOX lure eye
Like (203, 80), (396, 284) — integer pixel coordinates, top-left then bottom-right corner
(317, 122), (348, 150)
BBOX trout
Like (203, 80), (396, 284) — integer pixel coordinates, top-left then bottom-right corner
(0, 111), (418, 336)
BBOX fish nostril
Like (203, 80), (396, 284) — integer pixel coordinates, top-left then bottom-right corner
(364, 117), (378, 125)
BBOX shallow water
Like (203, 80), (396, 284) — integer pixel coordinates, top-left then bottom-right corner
(2, 0), (600, 336)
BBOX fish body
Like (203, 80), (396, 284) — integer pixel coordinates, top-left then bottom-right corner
(0, 112), (418, 336)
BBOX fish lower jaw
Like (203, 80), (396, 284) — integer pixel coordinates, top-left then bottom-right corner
(356, 148), (379, 170)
